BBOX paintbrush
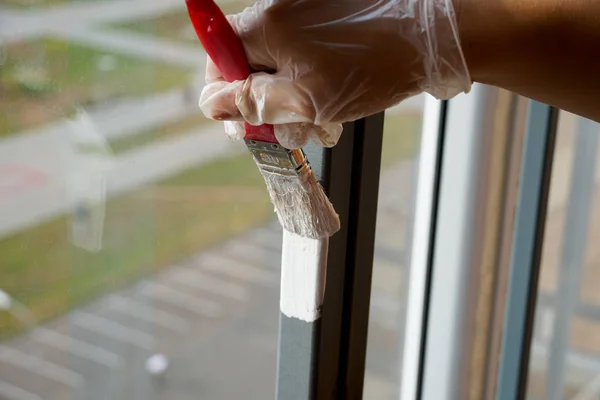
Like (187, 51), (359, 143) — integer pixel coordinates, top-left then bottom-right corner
(185, 0), (340, 240)
(185, 0), (337, 322)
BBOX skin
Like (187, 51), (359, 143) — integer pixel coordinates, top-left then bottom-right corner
(457, 0), (600, 122)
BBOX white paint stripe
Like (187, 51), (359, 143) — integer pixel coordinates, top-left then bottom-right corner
(0, 345), (84, 388)
(199, 253), (278, 285)
(30, 328), (121, 368)
(71, 312), (155, 350)
(167, 268), (248, 301)
(220, 240), (281, 269)
(106, 295), (190, 334)
(137, 281), (222, 317)
(0, 381), (41, 400)
(280, 231), (328, 322)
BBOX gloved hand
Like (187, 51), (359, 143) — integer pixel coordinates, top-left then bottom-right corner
(199, 0), (472, 148)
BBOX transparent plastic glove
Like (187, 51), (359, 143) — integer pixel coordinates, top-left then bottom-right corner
(199, 0), (471, 147)
(202, 58), (342, 148)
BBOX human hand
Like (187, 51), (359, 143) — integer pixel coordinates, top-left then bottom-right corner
(199, 0), (471, 148)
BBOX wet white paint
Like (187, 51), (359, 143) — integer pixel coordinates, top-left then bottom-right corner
(280, 230), (328, 322)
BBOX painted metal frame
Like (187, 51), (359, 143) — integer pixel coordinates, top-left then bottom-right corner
(418, 85), (528, 400)
(276, 113), (386, 399)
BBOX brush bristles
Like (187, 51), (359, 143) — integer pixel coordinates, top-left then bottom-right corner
(257, 165), (340, 239)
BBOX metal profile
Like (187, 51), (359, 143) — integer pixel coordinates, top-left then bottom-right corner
(496, 101), (558, 400)
(276, 113), (385, 399)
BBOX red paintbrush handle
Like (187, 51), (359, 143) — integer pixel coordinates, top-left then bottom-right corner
(186, 0), (278, 143)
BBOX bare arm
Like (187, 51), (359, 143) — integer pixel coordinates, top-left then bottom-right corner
(458, 0), (600, 122)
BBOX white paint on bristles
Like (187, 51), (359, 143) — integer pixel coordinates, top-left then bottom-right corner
(280, 230), (328, 322)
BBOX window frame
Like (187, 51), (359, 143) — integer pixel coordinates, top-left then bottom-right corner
(275, 92), (596, 400)
(417, 85), (528, 399)
(496, 102), (558, 399)
(400, 95), (447, 400)
(276, 114), (386, 398)
(274, 94), (453, 400)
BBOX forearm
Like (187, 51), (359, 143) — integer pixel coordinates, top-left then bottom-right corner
(457, 0), (600, 122)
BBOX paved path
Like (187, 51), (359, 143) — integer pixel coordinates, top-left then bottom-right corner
(2, 89), (199, 146)
(0, 0), (185, 42)
(48, 26), (207, 69)
(0, 120), (244, 239)
(0, 157), (417, 400)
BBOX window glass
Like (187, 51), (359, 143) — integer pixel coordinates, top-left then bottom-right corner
(527, 111), (600, 399)
(0, 1), (280, 399)
(363, 95), (425, 399)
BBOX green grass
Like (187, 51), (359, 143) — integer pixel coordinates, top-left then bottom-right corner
(0, 153), (273, 338)
(110, 1), (253, 45)
(0, 38), (193, 136)
(0, 113), (419, 339)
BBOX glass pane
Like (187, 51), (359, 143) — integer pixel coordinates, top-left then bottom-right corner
(363, 95), (425, 398)
(527, 111), (600, 399)
(0, 1), (280, 399)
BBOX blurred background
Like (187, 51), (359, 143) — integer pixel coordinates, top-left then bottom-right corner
(5, 1), (599, 399)
(0, 0), (424, 398)
(526, 112), (600, 400)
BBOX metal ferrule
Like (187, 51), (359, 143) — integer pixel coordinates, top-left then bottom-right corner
(244, 139), (310, 176)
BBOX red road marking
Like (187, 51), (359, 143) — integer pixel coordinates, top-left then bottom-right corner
(0, 164), (49, 200)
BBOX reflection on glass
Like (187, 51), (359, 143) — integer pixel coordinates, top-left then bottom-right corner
(527, 112), (600, 399)
(363, 95), (424, 399)
(0, 0), (278, 399)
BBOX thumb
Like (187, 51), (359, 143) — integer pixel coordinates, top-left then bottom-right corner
(199, 71), (318, 126)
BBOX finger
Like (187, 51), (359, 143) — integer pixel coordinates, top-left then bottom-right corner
(236, 72), (319, 126)
(224, 121), (245, 140)
(273, 123), (310, 149)
(204, 12), (274, 87)
(226, 11), (276, 71)
(308, 123), (343, 148)
(273, 122), (343, 149)
(199, 81), (244, 121)
(200, 70), (319, 127)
